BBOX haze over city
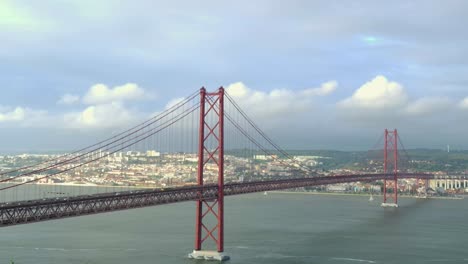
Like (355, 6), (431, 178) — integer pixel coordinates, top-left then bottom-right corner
(2, 1), (468, 151)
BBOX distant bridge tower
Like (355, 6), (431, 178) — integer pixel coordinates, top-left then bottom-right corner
(382, 129), (399, 208)
(189, 87), (229, 261)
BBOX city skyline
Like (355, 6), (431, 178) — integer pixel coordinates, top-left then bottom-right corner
(2, 1), (468, 150)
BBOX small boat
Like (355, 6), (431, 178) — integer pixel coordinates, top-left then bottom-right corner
(264, 191), (268, 196)
(369, 194), (374, 201)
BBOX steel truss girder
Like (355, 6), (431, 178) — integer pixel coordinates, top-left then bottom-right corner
(0, 173), (432, 227)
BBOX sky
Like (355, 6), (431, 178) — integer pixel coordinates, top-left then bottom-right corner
(1, 0), (468, 151)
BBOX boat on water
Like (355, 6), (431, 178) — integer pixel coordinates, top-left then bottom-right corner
(264, 191), (268, 196)
(369, 194), (374, 201)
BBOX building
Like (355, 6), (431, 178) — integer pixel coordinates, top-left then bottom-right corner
(430, 178), (468, 191)
(146, 150), (161, 157)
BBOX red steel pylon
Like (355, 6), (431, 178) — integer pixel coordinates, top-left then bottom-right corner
(383, 129), (398, 205)
(194, 87), (225, 253)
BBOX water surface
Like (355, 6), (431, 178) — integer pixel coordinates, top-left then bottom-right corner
(0, 193), (467, 264)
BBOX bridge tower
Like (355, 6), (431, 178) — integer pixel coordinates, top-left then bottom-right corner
(189, 87), (230, 261)
(381, 129), (399, 207)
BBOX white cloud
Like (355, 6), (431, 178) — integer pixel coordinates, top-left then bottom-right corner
(225, 80), (336, 118)
(302, 81), (338, 96)
(64, 102), (135, 129)
(405, 97), (452, 116)
(338, 75), (408, 109)
(59, 82), (152, 129)
(165, 97), (185, 110)
(0, 1), (53, 32)
(0, 106), (50, 127)
(83, 83), (147, 105)
(0, 107), (26, 122)
(1, 82), (153, 130)
(459, 97), (468, 109)
(337, 75), (455, 124)
(57, 94), (80, 105)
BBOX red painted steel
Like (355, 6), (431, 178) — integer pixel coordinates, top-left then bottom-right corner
(0, 172), (436, 227)
(218, 87), (225, 252)
(383, 129), (388, 203)
(195, 87), (206, 250)
(393, 129), (398, 204)
(194, 87), (225, 253)
(383, 129), (399, 204)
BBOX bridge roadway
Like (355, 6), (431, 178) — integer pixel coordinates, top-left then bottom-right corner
(0, 173), (433, 227)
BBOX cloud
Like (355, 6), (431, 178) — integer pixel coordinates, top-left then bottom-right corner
(0, 0), (52, 31)
(0, 106), (50, 127)
(64, 102), (135, 129)
(302, 81), (338, 96)
(225, 80), (337, 118)
(337, 75), (456, 126)
(63, 82), (153, 129)
(459, 97), (468, 109)
(0, 107), (26, 122)
(165, 97), (186, 110)
(4, 1), (468, 149)
(57, 94), (80, 105)
(83, 83), (147, 105)
(51, 82), (155, 129)
(405, 97), (452, 116)
(338, 75), (408, 109)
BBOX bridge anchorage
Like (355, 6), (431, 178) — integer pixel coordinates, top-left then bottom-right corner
(188, 87), (230, 261)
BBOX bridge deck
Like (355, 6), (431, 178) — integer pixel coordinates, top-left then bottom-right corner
(0, 173), (432, 227)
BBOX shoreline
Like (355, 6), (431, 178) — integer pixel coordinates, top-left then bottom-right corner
(38, 183), (155, 189)
(0, 182), (158, 189)
(268, 191), (465, 200)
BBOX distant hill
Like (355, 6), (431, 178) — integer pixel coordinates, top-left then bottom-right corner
(282, 149), (468, 173)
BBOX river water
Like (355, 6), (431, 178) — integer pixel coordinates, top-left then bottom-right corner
(0, 193), (467, 264)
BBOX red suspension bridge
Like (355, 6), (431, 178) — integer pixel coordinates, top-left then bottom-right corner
(0, 87), (440, 260)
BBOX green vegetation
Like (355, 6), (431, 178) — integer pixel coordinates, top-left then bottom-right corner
(401, 149), (468, 172)
(239, 149), (468, 173)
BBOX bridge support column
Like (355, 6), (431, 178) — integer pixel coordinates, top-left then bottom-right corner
(189, 87), (230, 261)
(382, 129), (399, 208)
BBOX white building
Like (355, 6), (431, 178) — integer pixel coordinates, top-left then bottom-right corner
(147, 150), (161, 157)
